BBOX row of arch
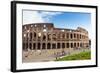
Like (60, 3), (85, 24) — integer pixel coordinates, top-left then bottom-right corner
(23, 42), (89, 50)
(23, 32), (88, 42)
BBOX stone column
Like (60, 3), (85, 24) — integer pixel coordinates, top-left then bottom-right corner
(28, 32), (30, 50)
(36, 29), (38, 50)
(31, 32), (33, 50)
(64, 43), (66, 49)
(51, 31), (53, 49)
(76, 33), (77, 40)
(46, 32), (47, 50)
(76, 42), (77, 48)
(60, 42), (62, 49)
(64, 33), (66, 40)
(69, 42), (71, 48)
(65, 42), (67, 49)
(41, 42), (42, 50)
(79, 42), (80, 48)
(69, 33), (70, 40)
(56, 34), (57, 49)
(56, 42), (57, 49)
(40, 32), (42, 50)
(76, 33), (77, 39)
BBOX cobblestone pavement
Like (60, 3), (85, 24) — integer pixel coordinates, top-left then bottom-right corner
(22, 48), (91, 63)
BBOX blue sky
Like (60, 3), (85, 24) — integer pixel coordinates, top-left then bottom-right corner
(23, 10), (91, 39)
(48, 12), (91, 29)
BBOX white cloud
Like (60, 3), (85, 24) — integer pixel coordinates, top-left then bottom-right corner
(23, 10), (62, 24)
(40, 12), (62, 16)
(23, 11), (44, 24)
(40, 11), (62, 22)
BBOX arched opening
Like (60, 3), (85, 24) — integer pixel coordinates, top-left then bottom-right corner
(30, 32), (32, 41)
(57, 43), (60, 49)
(77, 34), (79, 39)
(62, 34), (65, 39)
(29, 43), (32, 50)
(66, 43), (69, 48)
(71, 43), (73, 48)
(26, 43), (28, 49)
(74, 33), (75, 38)
(43, 34), (46, 41)
(74, 43), (76, 47)
(34, 32), (36, 37)
(52, 43), (56, 49)
(80, 43), (82, 47)
(37, 43), (41, 50)
(62, 43), (65, 48)
(47, 43), (51, 49)
(42, 43), (46, 49)
(33, 32), (36, 40)
(80, 34), (81, 39)
(33, 43), (36, 50)
(66, 33), (69, 39)
(77, 43), (79, 47)
(70, 33), (73, 39)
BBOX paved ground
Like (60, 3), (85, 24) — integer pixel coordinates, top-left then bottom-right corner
(22, 48), (91, 63)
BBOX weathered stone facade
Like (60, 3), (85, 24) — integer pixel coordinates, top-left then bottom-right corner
(22, 23), (90, 51)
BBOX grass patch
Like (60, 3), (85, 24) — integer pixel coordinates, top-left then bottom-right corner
(55, 51), (91, 61)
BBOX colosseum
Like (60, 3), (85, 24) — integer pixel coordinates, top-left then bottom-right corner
(22, 23), (90, 51)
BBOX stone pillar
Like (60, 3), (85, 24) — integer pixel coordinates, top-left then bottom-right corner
(76, 33), (77, 39)
(69, 33), (71, 40)
(64, 43), (66, 49)
(30, 32), (32, 50)
(76, 33), (77, 40)
(40, 32), (42, 50)
(69, 42), (71, 48)
(76, 42), (77, 48)
(65, 42), (67, 49)
(46, 32), (47, 50)
(56, 42), (57, 49)
(55, 34), (57, 49)
(36, 29), (38, 50)
(72, 33), (74, 39)
(28, 32), (30, 50)
(60, 42), (62, 49)
(79, 42), (80, 48)
(64, 33), (66, 40)
(41, 42), (42, 50)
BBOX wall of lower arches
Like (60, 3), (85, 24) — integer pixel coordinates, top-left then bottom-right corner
(23, 41), (89, 51)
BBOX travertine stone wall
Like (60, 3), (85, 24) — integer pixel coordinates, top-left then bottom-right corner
(22, 23), (90, 51)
